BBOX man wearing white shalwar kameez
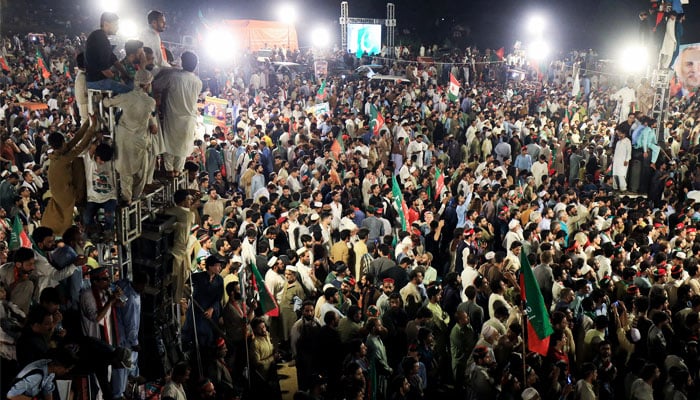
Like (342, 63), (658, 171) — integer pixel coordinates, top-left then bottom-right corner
(103, 69), (157, 202)
(165, 190), (195, 302)
(614, 80), (636, 123)
(139, 10), (170, 72)
(659, 14), (677, 69)
(153, 52), (202, 174)
(612, 128), (632, 192)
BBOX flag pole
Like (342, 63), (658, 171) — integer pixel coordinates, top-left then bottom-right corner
(522, 307), (528, 387)
(240, 263), (252, 390)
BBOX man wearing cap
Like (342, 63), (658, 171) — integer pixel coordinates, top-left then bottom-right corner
(504, 219), (524, 253)
(196, 234), (212, 260)
(275, 216), (291, 256)
(280, 265), (306, 345)
(379, 257), (410, 293)
(295, 246), (320, 296)
(102, 69), (157, 203)
(666, 263), (685, 306)
(183, 255), (224, 349)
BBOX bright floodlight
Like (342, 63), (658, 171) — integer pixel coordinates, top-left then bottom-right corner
(99, 0), (119, 13)
(619, 44), (649, 73)
(278, 4), (298, 25)
(529, 40), (550, 60)
(119, 19), (139, 39)
(311, 27), (330, 48)
(204, 29), (236, 62)
(527, 15), (546, 36)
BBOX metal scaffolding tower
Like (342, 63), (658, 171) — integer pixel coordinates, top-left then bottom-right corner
(650, 68), (671, 141)
(339, 1), (395, 57)
(88, 89), (187, 281)
(340, 2), (348, 52)
(386, 3), (396, 57)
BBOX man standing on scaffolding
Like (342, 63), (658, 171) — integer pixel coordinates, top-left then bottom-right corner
(153, 52), (202, 177)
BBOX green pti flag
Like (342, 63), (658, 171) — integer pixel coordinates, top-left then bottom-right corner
(370, 104), (384, 135)
(519, 250), (553, 355)
(316, 79), (327, 100)
(35, 49), (50, 80)
(9, 215), (31, 251)
(250, 263), (279, 317)
(331, 131), (344, 159)
(391, 174), (408, 231)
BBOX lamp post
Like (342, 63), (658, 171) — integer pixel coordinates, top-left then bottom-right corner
(277, 4), (297, 55)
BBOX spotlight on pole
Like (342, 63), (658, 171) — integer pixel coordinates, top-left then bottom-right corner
(619, 43), (649, 73)
(311, 26), (331, 48)
(119, 18), (139, 39)
(528, 40), (550, 61)
(99, 0), (120, 13)
(526, 14), (546, 36)
(204, 29), (236, 63)
(277, 4), (298, 25)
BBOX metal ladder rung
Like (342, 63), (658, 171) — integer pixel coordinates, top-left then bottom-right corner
(117, 201), (142, 244)
(87, 89), (116, 134)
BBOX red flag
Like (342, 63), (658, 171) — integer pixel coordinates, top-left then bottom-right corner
(434, 168), (445, 200)
(330, 132), (345, 159)
(371, 105), (385, 135)
(250, 263), (279, 317)
(495, 47), (505, 60)
(0, 57), (9, 72)
(37, 59), (50, 80)
(519, 250), (553, 356)
(35, 50), (50, 80)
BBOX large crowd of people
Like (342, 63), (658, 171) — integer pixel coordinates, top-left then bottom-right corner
(1, 3), (700, 400)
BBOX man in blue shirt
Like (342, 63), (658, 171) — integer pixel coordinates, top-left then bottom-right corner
(514, 146), (533, 175)
(112, 271), (147, 399)
(7, 349), (77, 400)
(639, 117), (661, 167)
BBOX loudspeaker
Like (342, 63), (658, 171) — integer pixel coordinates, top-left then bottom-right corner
(132, 230), (173, 260)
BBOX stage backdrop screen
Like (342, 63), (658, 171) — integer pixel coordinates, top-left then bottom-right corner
(347, 24), (382, 58)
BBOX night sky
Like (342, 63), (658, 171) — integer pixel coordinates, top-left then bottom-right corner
(10, 0), (700, 57)
(193, 0), (700, 56)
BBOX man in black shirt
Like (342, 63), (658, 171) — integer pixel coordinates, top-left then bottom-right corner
(85, 12), (131, 94)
